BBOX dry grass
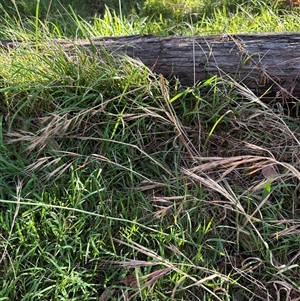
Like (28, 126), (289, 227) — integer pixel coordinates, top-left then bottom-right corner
(1, 2), (300, 300)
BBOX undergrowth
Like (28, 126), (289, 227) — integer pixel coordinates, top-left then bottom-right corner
(0, 1), (300, 301)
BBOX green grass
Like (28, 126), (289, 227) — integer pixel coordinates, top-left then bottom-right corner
(1, 0), (300, 39)
(0, 0), (300, 300)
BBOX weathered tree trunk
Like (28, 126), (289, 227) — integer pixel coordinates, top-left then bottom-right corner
(2, 33), (300, 98)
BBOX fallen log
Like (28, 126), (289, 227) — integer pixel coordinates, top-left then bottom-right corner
(2, 33), (300, 98)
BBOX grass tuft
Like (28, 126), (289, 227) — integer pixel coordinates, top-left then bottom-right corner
(1, 1), (300, 300)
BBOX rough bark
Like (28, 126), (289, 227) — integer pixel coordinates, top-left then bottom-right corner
(2, 33), (300, 98)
